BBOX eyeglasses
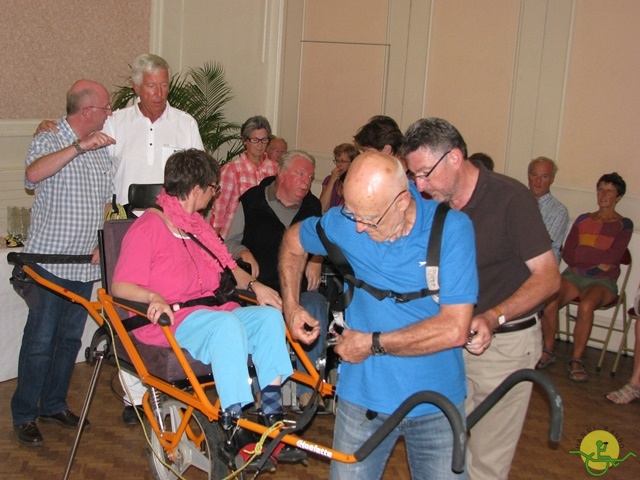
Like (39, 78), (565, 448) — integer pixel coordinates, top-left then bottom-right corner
(341, 190), (407, 229)
(408, 150), (451, 182)
(209, 183), (221, 194)
(247, 137), (270, 144)
(333, 157), (351, 165)
(85, 105), (112, 111)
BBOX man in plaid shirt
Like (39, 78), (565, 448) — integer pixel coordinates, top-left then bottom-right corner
(12, 80), (114, 446)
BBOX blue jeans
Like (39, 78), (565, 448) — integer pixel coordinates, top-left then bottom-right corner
(296, 291), (328, 396)
(11, 266), (93, 425)
(330, 398), (467, 480)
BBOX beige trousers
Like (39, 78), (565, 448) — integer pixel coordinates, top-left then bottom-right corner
(464, 321), (542, 480)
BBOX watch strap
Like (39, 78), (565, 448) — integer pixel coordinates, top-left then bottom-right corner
(72, 139), (86, 155)
(492, 306), (506, 325)
(371, 331), (386, 355)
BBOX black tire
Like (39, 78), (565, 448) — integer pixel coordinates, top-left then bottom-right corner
(143, 397), (233, 479)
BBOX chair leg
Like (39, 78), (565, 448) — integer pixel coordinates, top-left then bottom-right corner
(63, 353), (105, 480)
(611, 314), (635, 377)
(597, 305), (621, 371)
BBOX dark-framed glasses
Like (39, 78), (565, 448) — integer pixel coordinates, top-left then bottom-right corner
(408, 150), (451, 182)
(341, 190), (407, 229)
(209, 183), (221, 194)
(333, 157), (351, 165)
(247, 137), (270, 144)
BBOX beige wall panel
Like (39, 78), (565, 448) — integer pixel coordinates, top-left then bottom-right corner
(158, 0), (282, 129)
(0, 0), (151, 120)
(424, 1), (520, 171)
(557, 1), (640, 196)
(398, 0), (432, 127)
(304, 0), (388, 44)
(297, 43), (387, 155)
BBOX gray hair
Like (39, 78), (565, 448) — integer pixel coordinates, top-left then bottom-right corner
(131, 54), (171, 86)
(278, 150), (316, 173)
(528, 156), (558, 176)
(66, 88), (95, 115)
(401, 117), (468, 160)
(240, 115), (272, 141)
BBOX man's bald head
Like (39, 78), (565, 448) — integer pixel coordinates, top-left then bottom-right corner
(344, 151), (408, 205)
(341, 151), (414, 242)
(66, 80), (109, 115)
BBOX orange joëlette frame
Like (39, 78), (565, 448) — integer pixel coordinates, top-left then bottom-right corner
(20, 263), (356, 465)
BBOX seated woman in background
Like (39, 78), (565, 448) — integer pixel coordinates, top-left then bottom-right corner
(112, 149), (302, 463)
(319, 142), (359, 212)
(538, 172), (633, 382)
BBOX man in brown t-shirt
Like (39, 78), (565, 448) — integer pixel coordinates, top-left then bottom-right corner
(402, 117), (560, 480)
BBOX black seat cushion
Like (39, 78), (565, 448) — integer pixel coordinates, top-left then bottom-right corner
(114, 334), (212, 383)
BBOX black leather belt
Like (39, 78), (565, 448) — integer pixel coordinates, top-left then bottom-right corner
(493, 316), (537, 334)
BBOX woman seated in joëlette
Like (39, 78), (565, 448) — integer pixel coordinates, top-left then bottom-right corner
(112, 148), (303, 464)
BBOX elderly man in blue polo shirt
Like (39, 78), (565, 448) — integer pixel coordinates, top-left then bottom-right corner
(280, 151), (478, 479)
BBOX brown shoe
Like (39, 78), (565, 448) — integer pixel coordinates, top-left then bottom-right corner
(14, 422), (44, 446)
(40, 409), (90, 429)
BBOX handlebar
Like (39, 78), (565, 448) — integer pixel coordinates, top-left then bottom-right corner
(467, 368), (563, 442)
(8, 252), (93, 266)
(354, 391), (466, 473)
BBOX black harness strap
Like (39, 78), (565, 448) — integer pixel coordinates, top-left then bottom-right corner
(317, 202), (450, 310)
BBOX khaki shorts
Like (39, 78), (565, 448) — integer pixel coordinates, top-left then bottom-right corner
(562, 268), (618, 296)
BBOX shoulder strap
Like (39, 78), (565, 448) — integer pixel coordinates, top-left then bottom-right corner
(425, 202), (450, 302)
(316, 221), (355, 311)
(317, 201), (450, 310)
(186, 232), (237, 287)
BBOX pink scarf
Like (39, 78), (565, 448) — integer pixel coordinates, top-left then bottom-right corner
(156, 189), (237, 274)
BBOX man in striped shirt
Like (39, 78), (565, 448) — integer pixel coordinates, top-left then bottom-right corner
(527, 156), (569, 263)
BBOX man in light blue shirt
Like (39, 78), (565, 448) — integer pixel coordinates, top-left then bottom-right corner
(528, 157), (569, 263)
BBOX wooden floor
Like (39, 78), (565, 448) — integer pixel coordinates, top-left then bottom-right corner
(2, 340), (639, 480)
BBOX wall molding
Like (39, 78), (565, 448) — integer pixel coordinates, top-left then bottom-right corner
(0, 120), (41, 137)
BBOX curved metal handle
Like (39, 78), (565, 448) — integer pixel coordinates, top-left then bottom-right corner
(353, 391), (466, 473)
(467, 368), (563, 442)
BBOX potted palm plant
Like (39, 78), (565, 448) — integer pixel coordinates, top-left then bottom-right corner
(111, 61), (244, 165)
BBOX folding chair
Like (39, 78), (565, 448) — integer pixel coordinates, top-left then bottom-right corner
(611, 287), (639, 375)
(558, 249), (632, 374)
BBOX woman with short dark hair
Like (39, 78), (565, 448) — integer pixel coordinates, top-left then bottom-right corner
(538, 172), (633, 382)
(112, 148), (302, 464)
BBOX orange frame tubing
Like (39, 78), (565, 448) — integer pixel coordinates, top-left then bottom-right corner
(17, 264), (358, 465)
(100, 290), (357, 464)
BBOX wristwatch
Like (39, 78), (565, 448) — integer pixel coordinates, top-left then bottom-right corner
(371, 332), (387, 356)
(492, 306), (506, 326)
(72, 139), (86, 155)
